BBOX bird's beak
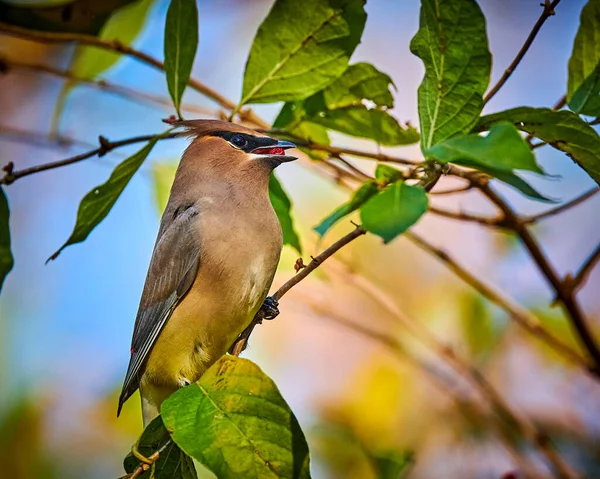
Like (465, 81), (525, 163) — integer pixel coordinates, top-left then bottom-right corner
(251, 140), (297, 163)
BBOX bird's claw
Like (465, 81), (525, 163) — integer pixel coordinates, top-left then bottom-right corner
(131, 441), (155, 465)
(260, 296), (279, 321)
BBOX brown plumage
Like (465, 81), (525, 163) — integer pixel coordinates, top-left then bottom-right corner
(117, 120), (296, 425)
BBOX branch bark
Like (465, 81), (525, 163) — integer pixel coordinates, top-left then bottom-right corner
(314, 263), (578, 479)
(0, 133), (177, 185)
(477, 183), (600, 375)
(1, 55), (216, 117)
(483, 0), (561, 104)
(230, 225), (366, 356)
(405, 231), (590, 371)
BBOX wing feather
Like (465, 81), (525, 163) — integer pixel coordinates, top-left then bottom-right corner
(117, 204), (200, 414)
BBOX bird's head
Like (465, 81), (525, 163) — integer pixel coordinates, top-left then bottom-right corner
(175, 119), (297, 172)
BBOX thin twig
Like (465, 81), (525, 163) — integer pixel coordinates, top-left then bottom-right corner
(0, 23), (241, 114)
(522, 188), (600, 224)
(0, 132), (177, 185)
(568, 243), (600, 293)
(332, 265), (578, 479)
(332, 154), (373, 180)
(477, 183), (600, 375)
(0, 124), (96, 151)
(308, 301), (540, 477)
(428, 205), (501, 226)
(404, 231), (590, 371)
(429, 183), (473, 195)
(230, 226), (366, 356)
(483, 0), (561, 104)
(264, 130), (418, 166)
(1, 56), (216, 117)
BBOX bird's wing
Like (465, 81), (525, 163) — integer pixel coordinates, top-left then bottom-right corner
(118, 204), (200, 414)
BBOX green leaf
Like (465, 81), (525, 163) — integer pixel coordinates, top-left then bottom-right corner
(0, 0), (138, 35)
(51, 0), (154, 134)
(410, 0), (491, 149)
(273, 102), (331, 160)
(477, 168), (551, 202)
(239, 0), (367, 106)
(476, 107), (600, 187)
(151, 160), (179, 214)
(371, 451), (413, 479)
(459, 293), (502, 362)
(161, 355), (312, 479)
(309, 106), (419, 146)
(567, 0), (600, 116)
(322, 62), (395, 109)
(273, 63), (417, 146)
(426, 123), (541, 174)
(426, 123), (550, 201)
(48, 134), (164, 261)
(0, 187), (13, 293)
(164, 0), (199, 118)
(123, 416), (197, 479)
(375, 164), (404, 184)
(314, 181), (378, 236)
(270, 174), (302, 254)
(360, 182), (428, 243)
(70, 0), (154, 80)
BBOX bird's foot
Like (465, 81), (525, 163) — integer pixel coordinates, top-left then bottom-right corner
(260, 296), (279, 321)
(131, 440), (155, 466)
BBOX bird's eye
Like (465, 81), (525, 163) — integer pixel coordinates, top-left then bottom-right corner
(229, 134), (247, 149)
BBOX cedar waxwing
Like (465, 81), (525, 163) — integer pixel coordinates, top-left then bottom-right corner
(117, 120), (297, 425)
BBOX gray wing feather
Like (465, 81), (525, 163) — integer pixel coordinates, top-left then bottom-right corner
(118, 204), (200, 414)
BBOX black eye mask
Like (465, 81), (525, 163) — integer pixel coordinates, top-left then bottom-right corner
(211, 131), (277, 153)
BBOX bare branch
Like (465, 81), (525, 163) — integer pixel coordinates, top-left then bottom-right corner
(230, 226), (366, 355)
(0, 124), (96, 152)
(568, 243), (600, 293)
(483, 0), (562, 104)
(1, 56), (217, 117)
(0, 133), (177, 185)
(404, 231), (590, 371)
(522, 188), (600, 224)
(428, 205), (501, 226)
(476, 183), (600, 375)
(316, 263), (577, 479)
(0, 22), (249, 118)
(429, 183), (474, 195)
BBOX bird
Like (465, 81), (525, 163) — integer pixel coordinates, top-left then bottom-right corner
(117, 119), (297, 426)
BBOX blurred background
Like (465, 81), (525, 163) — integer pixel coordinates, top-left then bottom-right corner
(1, 0), (599, 477)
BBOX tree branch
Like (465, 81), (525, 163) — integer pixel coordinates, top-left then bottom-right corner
(567, 242), (600, 293)
(0, 22), (245, 116)
(315, 263), (577, 479)
(428, 205), (501, 226)
(0, 132), (177, 185)
(230, 225), (366, 356)
(522, 187), (600, 224)
(477, 183), (600, 374)
(1, 55), (217, 117)
(404, 231), (590, 371)
(483, 0), (561, 104)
